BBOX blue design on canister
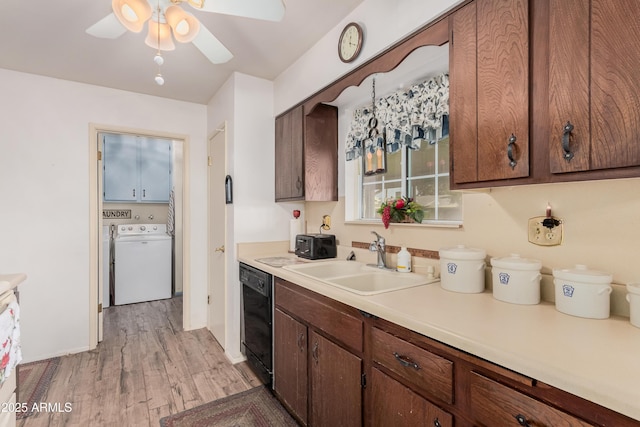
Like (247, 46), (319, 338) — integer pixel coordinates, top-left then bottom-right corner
(562, 284), (575, 297)
(499, 272), (510, 285)
(447, 263), (458, 274)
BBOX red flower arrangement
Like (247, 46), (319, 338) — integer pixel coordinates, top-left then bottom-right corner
(376, 196), (425, 229)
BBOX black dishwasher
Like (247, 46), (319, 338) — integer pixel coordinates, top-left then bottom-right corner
(239, 262), (273, 386)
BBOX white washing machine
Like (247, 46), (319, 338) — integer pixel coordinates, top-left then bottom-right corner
(114, 223), (172, 305)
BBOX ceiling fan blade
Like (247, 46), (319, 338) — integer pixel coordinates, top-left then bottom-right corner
(198, 0), (285, 22)
(192, 26), (233, 64)
(86, 13), (127, 39)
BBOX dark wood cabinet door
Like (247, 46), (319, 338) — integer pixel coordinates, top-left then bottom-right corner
(450, 1), (479, 185)
(274, 308), (308, 424)
(450, 0), (529, 185)
(476, 0), (529, 181)
(370, 368), (453, 427)
(304, 104), (338, 202)
(549, 0), (640, 173)
(309, 330), (362, 427)
(275, 105), (304, 201)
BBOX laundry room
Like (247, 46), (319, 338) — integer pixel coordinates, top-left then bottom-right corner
(100, 131), (184, 309)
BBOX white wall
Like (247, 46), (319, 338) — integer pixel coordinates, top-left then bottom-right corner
(207, 72), (300, 361)
(0, 69), (208, 362)
(274, 0), (463, 114)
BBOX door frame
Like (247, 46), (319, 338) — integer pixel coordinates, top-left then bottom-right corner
(88, 123), (190, 348)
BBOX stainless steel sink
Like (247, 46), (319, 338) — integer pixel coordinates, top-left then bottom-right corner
(282, 261), (439, 295)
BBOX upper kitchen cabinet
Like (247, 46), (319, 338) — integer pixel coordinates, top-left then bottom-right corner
(449, 0), (530, 185)
(275, 104), (338, 202)
(548, 0), (640, 174)
(103, 133), (172, 203)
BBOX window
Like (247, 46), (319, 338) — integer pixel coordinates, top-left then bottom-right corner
(346, 73), (462, 225)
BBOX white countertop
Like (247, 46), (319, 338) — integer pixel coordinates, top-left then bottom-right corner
(0, 274), (26, 294)
(238, 243), (640, 421)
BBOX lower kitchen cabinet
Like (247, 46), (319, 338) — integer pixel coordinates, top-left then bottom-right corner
(274, 278), (364, 427)
(272, 278), (639, 426)
(469, 371), (592, 427)
(370, 367), (452, 427)
(309, 330), (362, 427)
(274, 308), (308, 424)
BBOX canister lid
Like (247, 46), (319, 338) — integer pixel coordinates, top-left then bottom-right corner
(627, 283), (640, 295)
(491, 254), (541, 271)
(552, 264), (612, 284)
(439, 245), (486, 260)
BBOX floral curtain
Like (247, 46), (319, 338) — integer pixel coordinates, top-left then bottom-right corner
(345, 72), (449, 161)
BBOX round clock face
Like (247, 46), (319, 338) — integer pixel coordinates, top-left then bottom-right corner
(338, 23), (363, 63)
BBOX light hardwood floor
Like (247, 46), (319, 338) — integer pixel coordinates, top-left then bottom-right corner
(19, 297), (262, 427)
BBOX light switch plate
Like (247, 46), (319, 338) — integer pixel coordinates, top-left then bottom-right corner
(528, 216), (563, 246)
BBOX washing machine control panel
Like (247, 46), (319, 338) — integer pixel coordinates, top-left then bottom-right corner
(117, 224), (166, 236)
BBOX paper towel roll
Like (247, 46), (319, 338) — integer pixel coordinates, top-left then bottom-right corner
(290, 219), (303, 252)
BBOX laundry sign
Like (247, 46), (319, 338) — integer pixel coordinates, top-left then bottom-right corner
(103, 209), (131, 219)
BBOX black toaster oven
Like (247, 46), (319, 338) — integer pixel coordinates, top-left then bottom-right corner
(294, 234), (337, 260)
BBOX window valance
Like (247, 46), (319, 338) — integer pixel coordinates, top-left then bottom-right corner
(345, 73), (449, 161)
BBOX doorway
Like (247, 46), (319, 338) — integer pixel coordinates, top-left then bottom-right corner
(207, 124), (227, 347)
(89, 124), (189, 348)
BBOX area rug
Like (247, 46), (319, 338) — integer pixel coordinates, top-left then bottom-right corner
(160, 386), (298, 427)
(16, 357), (61, 419)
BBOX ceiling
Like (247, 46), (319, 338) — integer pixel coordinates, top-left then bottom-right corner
(0, 0), (364, 104)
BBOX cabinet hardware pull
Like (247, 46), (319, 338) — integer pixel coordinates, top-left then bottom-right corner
(143, 189), (146, 198)
(561, 121), (575, 161)
(297, 332), (304, 351)
(515, 414), (532, 427)
(507, 134), (518, 169)
(433, 417), (442, 427)
(296, 176), (302, 190)
(312, 341), (319, 364)
(393, 352), (420, 370)
(132, 189), (136, 197)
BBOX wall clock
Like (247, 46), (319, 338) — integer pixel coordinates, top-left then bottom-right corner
(338, 22), (364, 63)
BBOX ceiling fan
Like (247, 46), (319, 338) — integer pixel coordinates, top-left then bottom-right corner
(87, 0), (285, 66)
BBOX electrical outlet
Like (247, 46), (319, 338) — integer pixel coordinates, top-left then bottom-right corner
(322, 215), (331, 230)
(528, 216), (563, 246)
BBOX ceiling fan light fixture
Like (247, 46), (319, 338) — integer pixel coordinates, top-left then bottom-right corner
(165, 6), (200, 43)
(112, 0), (152, 32)
(145, 20), (176, 51)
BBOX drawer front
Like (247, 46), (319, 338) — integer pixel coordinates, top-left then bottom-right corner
(470, 372), (593, 427)
(371, 327), (454, 404)
(371, 367), (453, 427)
(275, 279), (363, 352)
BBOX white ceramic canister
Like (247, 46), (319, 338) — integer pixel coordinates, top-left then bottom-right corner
(626, 283), (640, 328)
(439, 245), (486, 293)
(490, 254), (542, 305)
(552, 265), (613, 319)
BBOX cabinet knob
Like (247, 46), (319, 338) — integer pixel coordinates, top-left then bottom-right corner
(561, 121), (575, 162)
(507, 134), (518, 170)
(515, 414), (532, 427)
(433, 418), (442, 427)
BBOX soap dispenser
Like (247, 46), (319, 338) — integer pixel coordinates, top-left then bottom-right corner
(397, 247), (411, 273)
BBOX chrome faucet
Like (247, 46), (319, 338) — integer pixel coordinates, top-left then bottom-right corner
(369, 231), (388, 269)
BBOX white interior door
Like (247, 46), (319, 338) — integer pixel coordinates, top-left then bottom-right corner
(208, 126), (227, 347)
